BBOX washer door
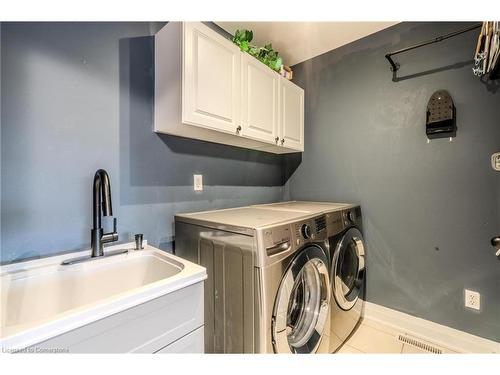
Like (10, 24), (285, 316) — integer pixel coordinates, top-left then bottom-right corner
(332, 227), (366, 311)
(272, 245), (330, 353)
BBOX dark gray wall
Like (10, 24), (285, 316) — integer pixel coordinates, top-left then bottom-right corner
(285, 22), (500, 341)
(0, 22), (284, 263)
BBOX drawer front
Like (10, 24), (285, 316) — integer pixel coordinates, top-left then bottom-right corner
(155, 326), (204, 353)
(31, 282), (204, 353)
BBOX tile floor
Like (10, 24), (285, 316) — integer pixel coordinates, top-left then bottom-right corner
(336, 317), (458, 354)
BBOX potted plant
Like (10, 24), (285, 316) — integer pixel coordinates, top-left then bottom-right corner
(231, 29), (284, 73)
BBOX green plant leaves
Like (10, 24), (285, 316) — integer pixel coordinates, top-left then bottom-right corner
(273, 57), (283, 71)
(231, 29), (283, 72)
(232, 28), (253, 49)
(245, 30), (253, 43)
(240, 40), (249, 52)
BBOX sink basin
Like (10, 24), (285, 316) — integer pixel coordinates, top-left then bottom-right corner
(0, 242), (206, 350)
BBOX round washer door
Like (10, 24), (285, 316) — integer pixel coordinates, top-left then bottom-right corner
(272, 245), (330, 353)
(332, 227), (366, 311)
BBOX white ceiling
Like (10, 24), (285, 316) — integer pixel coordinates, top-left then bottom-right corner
(216, 22), (398, 66)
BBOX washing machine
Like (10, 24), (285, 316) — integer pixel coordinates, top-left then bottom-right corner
(174, 206), (332, 353)
(252, 201), (352, 214)
(326, 206), (366, 352)
(252, 201), (367, 352)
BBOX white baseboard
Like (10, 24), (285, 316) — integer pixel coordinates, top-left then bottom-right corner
(363, 302), (500, 353)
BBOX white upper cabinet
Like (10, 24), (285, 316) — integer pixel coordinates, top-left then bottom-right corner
(154, 22), (304, 154)
(279, 78), (304, 151)
(240, 53), (279, 145)
(182, 22), (241, 134)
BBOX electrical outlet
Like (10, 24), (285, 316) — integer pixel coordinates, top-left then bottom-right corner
(464, 289), (480, 311)
(193, 174), (203, 192)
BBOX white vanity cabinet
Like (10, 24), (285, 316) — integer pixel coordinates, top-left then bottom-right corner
(154, 22), (305, 154)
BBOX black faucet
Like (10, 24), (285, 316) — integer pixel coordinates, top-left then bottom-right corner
(91, 169), (118, 257)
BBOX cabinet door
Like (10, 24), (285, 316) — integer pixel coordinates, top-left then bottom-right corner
(240, 54), (279, 144)
(279, 77), (304, 151)
(183, 22), (241, 134)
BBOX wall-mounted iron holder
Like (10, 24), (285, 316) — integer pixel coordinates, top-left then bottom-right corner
(426, 90), (456, 139)
(385, 23), (482, 79)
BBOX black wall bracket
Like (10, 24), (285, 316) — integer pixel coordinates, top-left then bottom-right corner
(385, 23), (482, 76)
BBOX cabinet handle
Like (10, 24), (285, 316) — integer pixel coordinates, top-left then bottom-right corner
(236, 125), (242, 134)
(281, 139), (285, 145)
(275, 136), (279, 144)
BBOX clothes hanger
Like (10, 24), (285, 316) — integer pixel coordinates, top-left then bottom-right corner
(473, 22), (488, 76)
(474, 22), (485, 57)
(486, 22), (498, 73)
(473, 21), (500, 79)
(489, 24), (500, 80)
(484, 22), (491, 64)
(489, 22), (500, 72)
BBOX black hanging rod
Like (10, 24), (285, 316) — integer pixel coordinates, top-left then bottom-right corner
(385, 23), (482, 72)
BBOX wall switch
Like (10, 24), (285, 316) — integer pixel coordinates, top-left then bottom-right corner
(193, 174), (203, 191)
(464, 289), (480, 310)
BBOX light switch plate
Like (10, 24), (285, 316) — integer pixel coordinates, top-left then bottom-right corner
(492, 152), (500, 171)
(193, 174), (203, 191)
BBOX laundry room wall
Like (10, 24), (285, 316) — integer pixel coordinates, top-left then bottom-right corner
(284, 22), (500, 341)
(0, 22), (285, 264)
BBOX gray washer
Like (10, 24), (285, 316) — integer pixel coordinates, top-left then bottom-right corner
(174, 205), (334, 353)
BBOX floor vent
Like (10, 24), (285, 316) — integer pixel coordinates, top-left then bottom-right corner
(397, 334), (443, 354)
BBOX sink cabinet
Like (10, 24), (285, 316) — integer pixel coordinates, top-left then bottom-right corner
(1, 243), (206, 354)
(30, 281), (204, 353)
(154, 22), (304, 154)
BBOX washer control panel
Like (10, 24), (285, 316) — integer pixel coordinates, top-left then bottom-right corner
(344, 210), (356, 226)
(263, 225), (292, 256)
(294, 215), (327, 245)
(300, 223), (312, 239)
(342, 207), (362, 229)
(326, 211), (343, 236)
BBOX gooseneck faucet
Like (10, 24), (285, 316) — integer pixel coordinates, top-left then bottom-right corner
(91, 169), (118, 257)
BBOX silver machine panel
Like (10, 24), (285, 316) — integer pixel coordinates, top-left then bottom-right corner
(327, 206), (366, 353)
(175, 222), (256, 353)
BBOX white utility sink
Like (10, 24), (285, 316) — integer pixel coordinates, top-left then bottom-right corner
(0, 242), (206, 352)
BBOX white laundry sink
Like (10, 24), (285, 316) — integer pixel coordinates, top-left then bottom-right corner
(0, 242), (206, 352)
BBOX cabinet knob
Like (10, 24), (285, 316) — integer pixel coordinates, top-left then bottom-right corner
(275, 136), (279, 144)
(236, 125), (242, 134)
(281, 138), (285, 145)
